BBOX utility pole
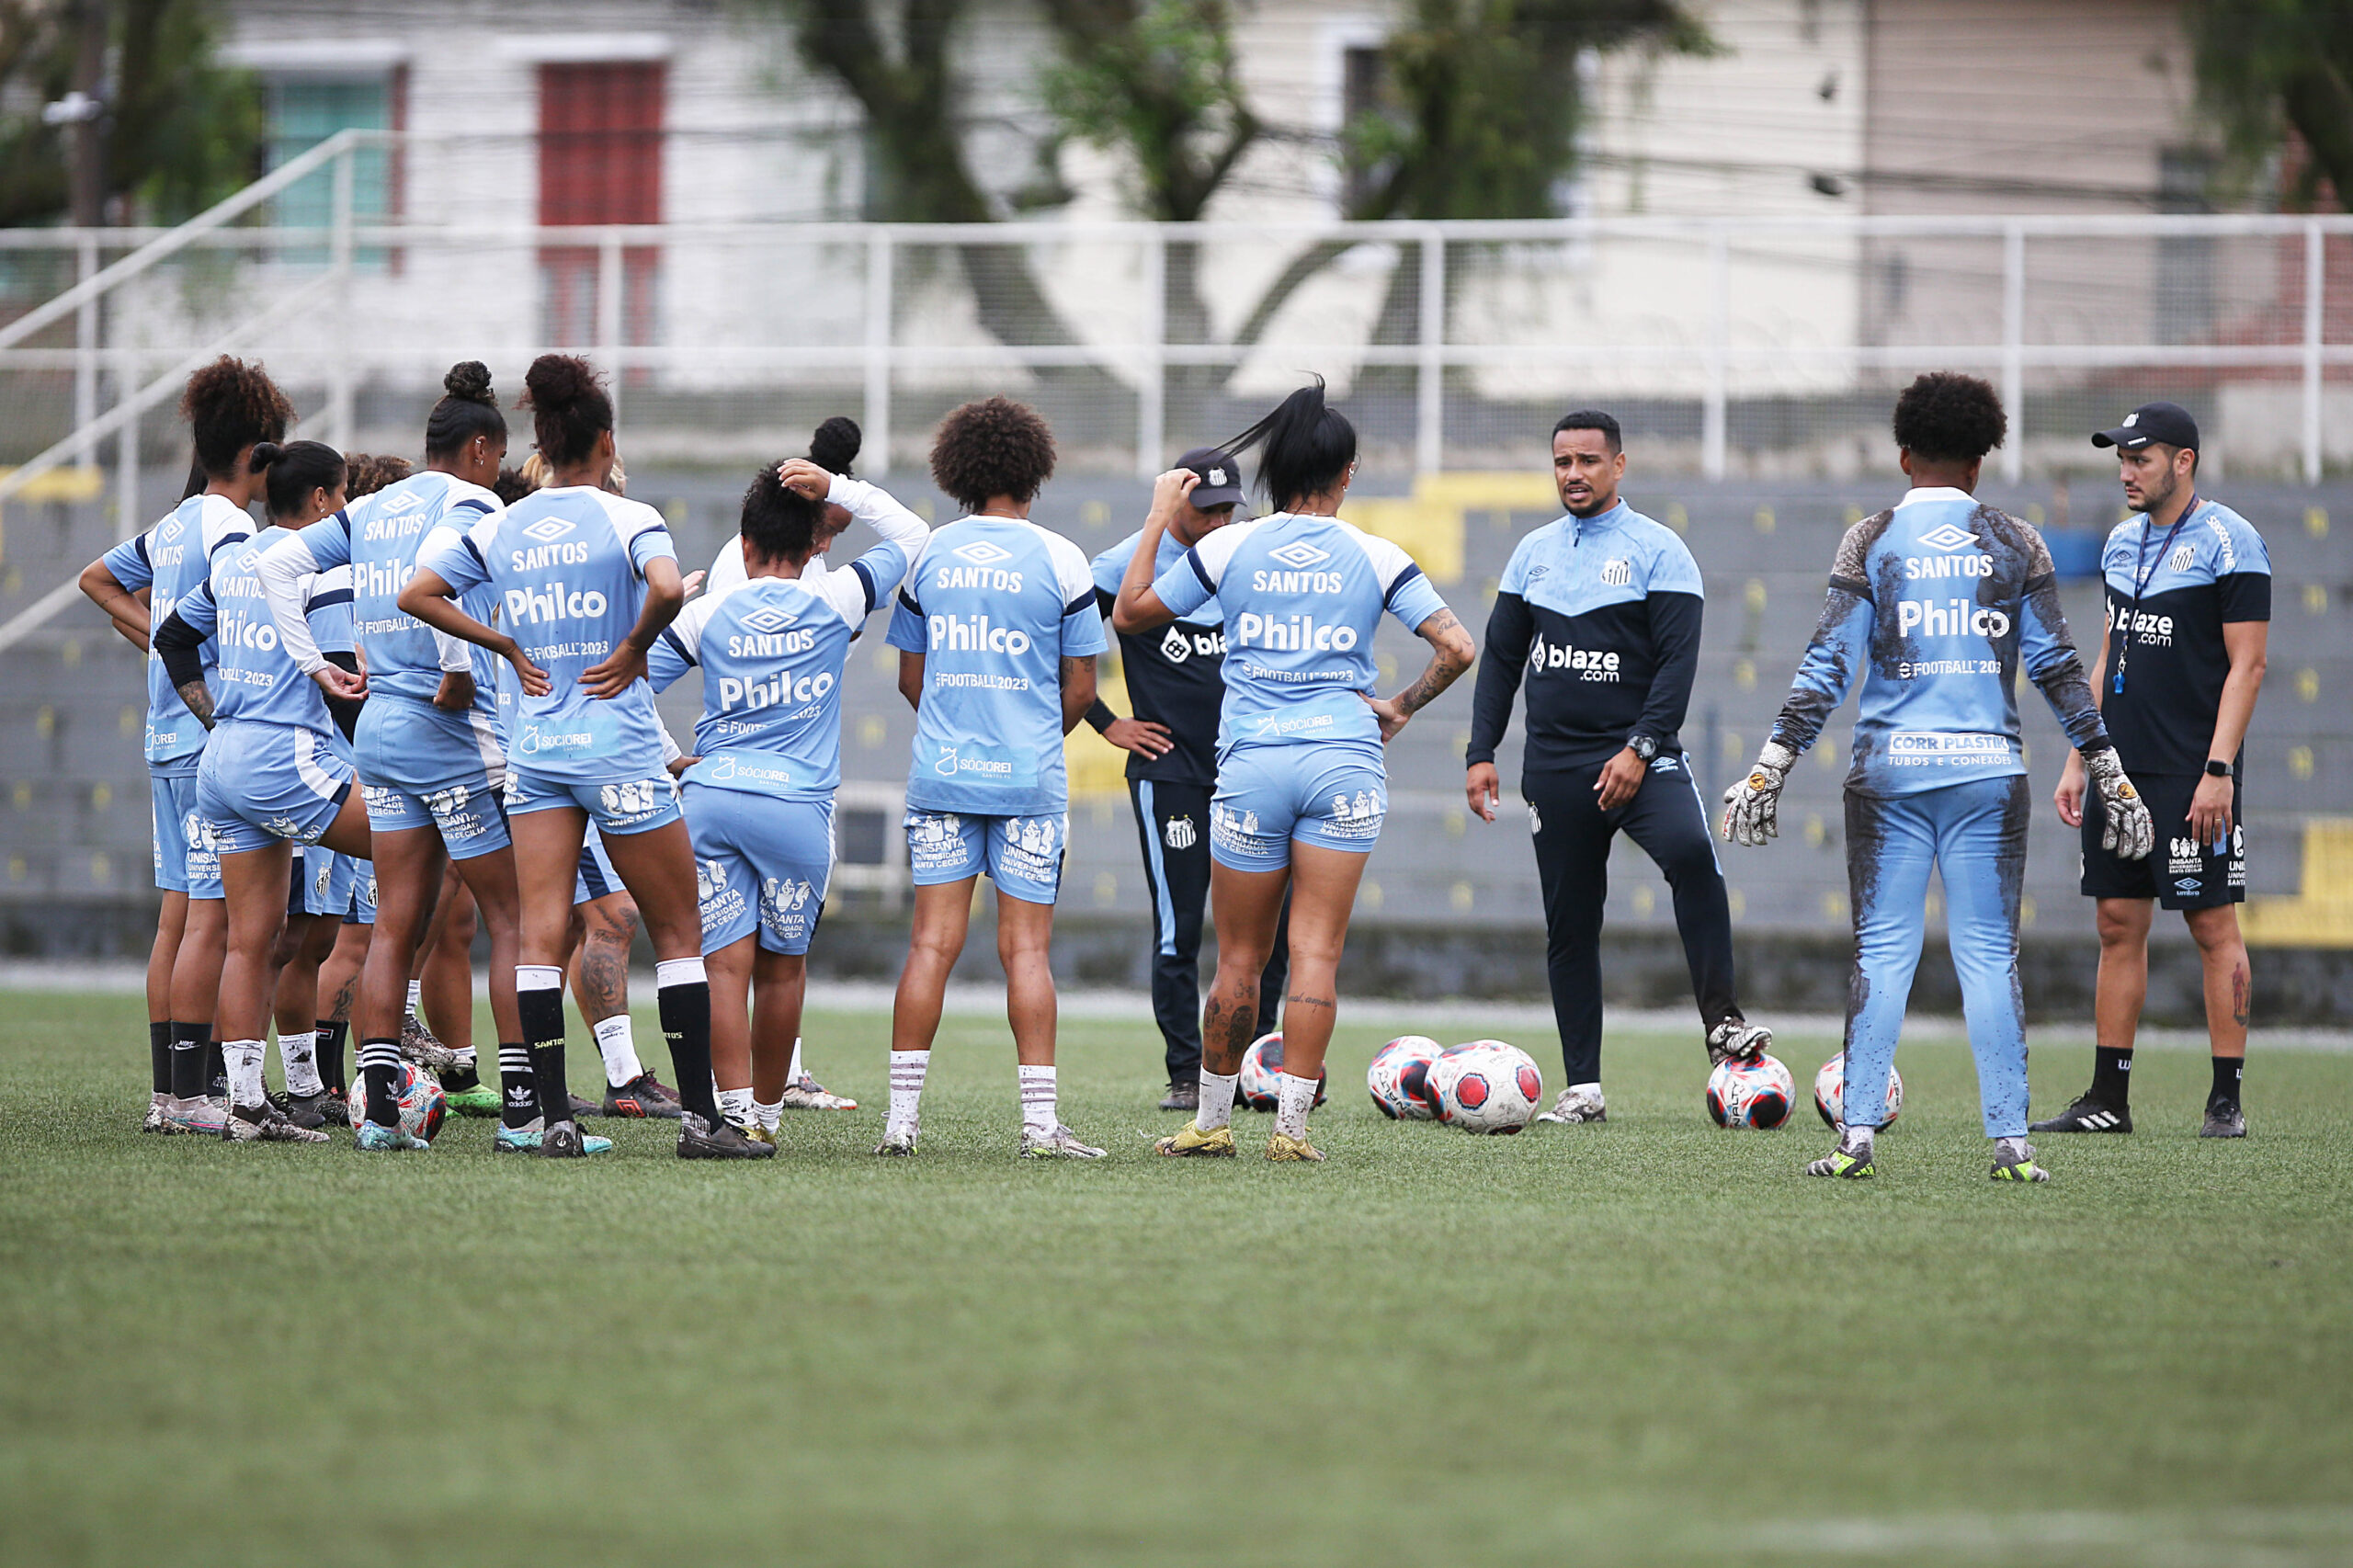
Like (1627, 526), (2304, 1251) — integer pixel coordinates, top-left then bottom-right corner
(43, 1), (109, 227)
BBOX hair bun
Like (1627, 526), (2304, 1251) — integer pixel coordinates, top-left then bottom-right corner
(523, 353), (601, 413)
(248, 440), (284, 472)
(443, 360), (495, 404)
(810, 415), (861, 474)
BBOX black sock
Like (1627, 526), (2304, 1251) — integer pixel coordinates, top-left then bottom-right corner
(168, 1021), (210, 1100)
(205, 1038), (227, 1098)
(658, 977), (721, 1128)
(2211, 1055), (2243, 1108)
(148, 1021), (172, 1095)
(2091, 1045), (2133, 1106)
(443, 1059), (481, 1092)
(314, 1019), (348, 1094)
(519, 986), (572, 1127)
(358, 1038), (402, 1126)
(496, 1043), (539, 1131)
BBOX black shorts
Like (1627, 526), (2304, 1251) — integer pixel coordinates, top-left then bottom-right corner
(2080, 770), (2245, 910)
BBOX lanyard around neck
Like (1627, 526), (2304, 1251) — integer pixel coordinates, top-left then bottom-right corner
(2113, 496), (2197, 692)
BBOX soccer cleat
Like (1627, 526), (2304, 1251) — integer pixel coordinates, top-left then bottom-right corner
(2200, 1101), (2246, 1139)
(163, 1096), (229, 1137)
(443, 1082), (502, 1119)
(778, 1074), (856, 1111)
(1990, 1142), (2052, 1182)
(142, 1098), (167, 1134)
(1158, 1080), (1201, 1113)
(743, 1122), (779, 1149)
(2029, 1095), (2131, 1134)
(319, 1087), (349, 1125)
(540, 1120), (589, 1158)
(1807, 1132), (1876, 1178)
(1535, 1086), (1607, 1124)
(1707, 1020), (1772, 1067)
(873, 1127), (919, 1156)
(495, 1119), (612, 1154)
(569, 1092), (605, 1119)
(603, 1073), (685, 1119)
(398, 1011), (460, 1074)
(1265, 1130), (1325, 1163)
(224, 1101), (331, 1143)
(679, 1111), (775, 1160)
(1020, 1124), (1108, 1160)
(354, 1120), (429, 1153)
(1154, 1120), (1236, 1157)
(271, 1089), (338, 1131)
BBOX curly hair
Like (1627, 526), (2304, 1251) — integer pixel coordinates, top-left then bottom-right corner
(424, 359), (506, 460)
(929, 396), (1055, 510)
(491, 466), (534, 507)
(179, 356), (292, 477)
(343, 453), (414, 499)
(741, 416), (866, 563)
(1892, 371), (2006, 464)
(520, 353), (613, 470)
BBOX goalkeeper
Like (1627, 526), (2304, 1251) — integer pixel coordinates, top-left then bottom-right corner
(1721, 372), (2154, 1184)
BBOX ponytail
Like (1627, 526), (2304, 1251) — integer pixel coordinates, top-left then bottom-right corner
(261, 440), (347, 524)
(1221, 377), (1356, 511)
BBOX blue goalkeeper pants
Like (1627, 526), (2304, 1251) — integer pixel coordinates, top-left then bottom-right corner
(1841, 775), (2031, 1139)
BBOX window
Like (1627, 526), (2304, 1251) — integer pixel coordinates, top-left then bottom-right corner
(539, 62), (665, 352)
(264, 73), (403, 262)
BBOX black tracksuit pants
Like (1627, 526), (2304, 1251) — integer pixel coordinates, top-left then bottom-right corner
(1130, 778), (1288, 1081)
(1525, 755), (1742, 1086)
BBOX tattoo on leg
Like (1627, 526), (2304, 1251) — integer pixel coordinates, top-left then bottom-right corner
(582, 942), (628, 1020)
(329, 975), (358, 1023)
(1282, 993), (1335, 1013)
(2232, 963), (2250, 1031)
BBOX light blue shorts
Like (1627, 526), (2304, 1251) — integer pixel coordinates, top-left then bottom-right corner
(150, 770), (222, 899)
(506, 767), (681, 836)
(574, 826), (623, 906)
(346, 859), (378, 926)
(356, 696), (510, 858)
(686, 784), (834, 955)
(291, 844), (357, 918)
(195, 722), (355, 856)
(1209, 745), (1388, 873)
(905, 808), (1064, 905)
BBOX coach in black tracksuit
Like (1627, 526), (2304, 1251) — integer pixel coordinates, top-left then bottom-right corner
(1465, 412), (1766, 1124)
(1089, 449), (1289, 1112)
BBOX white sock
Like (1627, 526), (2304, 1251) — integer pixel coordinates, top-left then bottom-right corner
(717, 1086), (754, 1128)
(226, 1039), (267, 1108)
(1844, 1123), (1877, 1157)
(404, 980), (423, 1017)
(755, 1096), (783, 1131)
(279, 1029), (322, 1096)
(1197, 1070), (1239, 1131)
(1274, 1071), (1317, 1140)
(789, 1037), (804, 1084)
(1018, 1063), (1057, 1136)
(592, 1014), (643, 1087)
(887, 1050), (928, 1132)
(1996, 1134), (2029, 1161)
(1571, 1080), (1602, 1097)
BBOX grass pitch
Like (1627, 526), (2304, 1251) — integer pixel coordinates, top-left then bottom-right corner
(3, 988), (2349, 1567)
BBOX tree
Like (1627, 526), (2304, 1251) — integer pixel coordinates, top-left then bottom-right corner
(2186, 1), (2353, 210)
(0, 0), (261, 229)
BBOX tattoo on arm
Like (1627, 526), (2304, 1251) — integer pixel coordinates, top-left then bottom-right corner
(175, 679), (216, 730)
(1396, 609), (1470, 715)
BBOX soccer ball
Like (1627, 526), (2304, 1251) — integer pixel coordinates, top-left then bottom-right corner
(1366, 1035), (1445, 1120)
(1428, 1041), (1543, 1134)
(1706, 1053), (1796, 1130)
(1813, 1052), (1904, 1130)
(1238, 1032), (1326, 1112)
(346, 1062), (449, 1143)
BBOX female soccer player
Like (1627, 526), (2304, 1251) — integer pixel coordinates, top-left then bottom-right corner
(258, 362), (580, 1151)
(649, 448), (927, 1142)
(82, 358), (291, 1134)
(154, 439), (365, 1145)
(401, 353), (758, 1159)
(1115, 381), (1476, 1161)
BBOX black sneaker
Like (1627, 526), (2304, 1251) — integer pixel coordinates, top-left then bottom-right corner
(539, 1120), (586, 1158)
(2029, 1095), (2131, 1134)
(1159, 1079), (1199, 1112)
(270, 1089), (337, 1131)
(604, 1073), (685, 1119)
(569, 1092), (606, 1119)
(678, 1111), (774, 1160)
(2200, 1100), (2246, 1139)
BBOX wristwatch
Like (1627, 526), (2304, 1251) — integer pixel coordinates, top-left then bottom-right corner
(1626, 734), (1659, 764)
(2204, 758), (2232, 778)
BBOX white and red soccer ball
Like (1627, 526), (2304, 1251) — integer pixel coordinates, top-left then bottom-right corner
(1813, 1052), (1904, 1130)
(1427, 1040), (1544, 1134)
(1366, 1035), (1445, 1120)
(1238, 1031), (1326, 1111)
(346, 1061), (448, 1143)
(1706, 1053), (1796, 1130)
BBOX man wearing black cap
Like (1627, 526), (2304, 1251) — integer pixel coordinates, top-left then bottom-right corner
(2043, 402), (2270, 1139)
(1089, 451), (1288, 1111)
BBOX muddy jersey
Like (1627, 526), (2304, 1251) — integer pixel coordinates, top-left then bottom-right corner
(102, 493), (252, 772)
(1091, 527), (1227, 786)
(2096, 498), (2269, 776)
(1768, 486), (2110, 798)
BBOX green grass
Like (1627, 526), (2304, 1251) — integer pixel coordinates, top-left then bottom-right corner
(3, 989), (2350, 1567)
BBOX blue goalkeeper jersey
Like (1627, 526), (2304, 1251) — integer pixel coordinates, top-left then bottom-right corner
(1768, 486), (2110, 797)
(102, 493), (253, 771)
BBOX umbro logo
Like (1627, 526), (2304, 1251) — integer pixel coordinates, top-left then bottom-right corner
(740, 606), (800, 633)
(1917, 523), (1976, 552)
(1267, 540), (1331, 570)
(521, 518), (572, 543)
(157, 518), (184, 543)
(951, 540), (1014, 566)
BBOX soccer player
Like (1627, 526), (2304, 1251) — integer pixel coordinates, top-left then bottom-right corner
(1722, 371), (2154, 1184)
(402, 353), (756, 1159)
(877, 396), (1107, 1159)
(1463, 411), (1770, 1125)
(1115, 380), (1477, 1163)
(81, 358), (289, 1134)
(1086, 447), (1289, 1112)
(154, 439), (364, 1145)
(650, 453), (927, 1142)
(2039, 403), (2269, 1140)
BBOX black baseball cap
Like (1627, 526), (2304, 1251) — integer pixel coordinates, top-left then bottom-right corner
(1177, 447), (1246, 511)
(2092, 401), (2199, 452)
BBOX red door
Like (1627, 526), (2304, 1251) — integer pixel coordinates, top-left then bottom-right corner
(539, 62), (664, 354)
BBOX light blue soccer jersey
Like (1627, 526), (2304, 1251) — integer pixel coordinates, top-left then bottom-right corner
(102, 493), (253, 771)
(1768, 487), (2109, 797)
(1150, 511), (1447, 757)
(418, 485), (678, 783)
(263, 472), (504, 712)
(885, 515), (1106, 816)
(647, 476), (923, 801)
(170, 527), (344, 740)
